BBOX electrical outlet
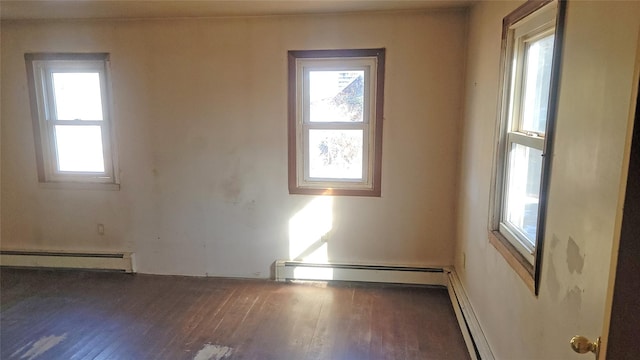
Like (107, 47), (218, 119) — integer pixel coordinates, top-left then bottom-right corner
(97, 224), (105, 236)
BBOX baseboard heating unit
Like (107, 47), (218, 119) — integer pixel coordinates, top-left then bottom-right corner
(0, 250), (135, 273)
(274, 260), (446, 286)
(445, 267), (494, 360)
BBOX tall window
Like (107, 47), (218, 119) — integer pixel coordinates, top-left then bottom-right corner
(25, 53), (117, 185)
(490, 0), (565, 293)
(288, 49), (385, 196)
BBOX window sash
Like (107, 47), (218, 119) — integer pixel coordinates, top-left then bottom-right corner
(500, 136), (543, 262)
(46, 122), (112, 177)
(510, 34), (555, 133)
(303, 65), (371, 125)
(302, 123), (370, 183)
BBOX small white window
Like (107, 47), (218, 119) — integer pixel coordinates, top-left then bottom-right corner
(26, 53), (118, 185)
(288, 49), (385, 196)
(490, 0), (563, 272)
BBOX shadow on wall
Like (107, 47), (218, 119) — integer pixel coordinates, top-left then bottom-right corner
(288, 195), (334, 280)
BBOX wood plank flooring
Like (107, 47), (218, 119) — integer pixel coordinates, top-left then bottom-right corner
(0, 268), (470, 360)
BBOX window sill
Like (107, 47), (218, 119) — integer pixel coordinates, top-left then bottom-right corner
(289, 186), (380, 197)
(488, 230), (535, 294)
(39, 182), (120, 191)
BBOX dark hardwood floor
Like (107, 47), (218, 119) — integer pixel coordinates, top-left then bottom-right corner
(0, 268), (470, 360)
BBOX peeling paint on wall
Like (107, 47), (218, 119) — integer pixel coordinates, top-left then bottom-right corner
(566, 236), (585, 274)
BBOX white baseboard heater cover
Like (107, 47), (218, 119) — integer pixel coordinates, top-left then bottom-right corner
(274, 260), (446, 286)
(0, 250), (135, 273)
(445, 267), (494, 360)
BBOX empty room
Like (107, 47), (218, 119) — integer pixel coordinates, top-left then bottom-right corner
(1, 0), (639, 359)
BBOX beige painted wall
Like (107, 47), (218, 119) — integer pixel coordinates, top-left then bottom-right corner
(456, 1), (640, 359)
(1, 10), (467, 277)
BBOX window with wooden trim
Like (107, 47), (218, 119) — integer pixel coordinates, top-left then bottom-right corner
(489, 0), (565, 293)
(288, 49), (385, 196)
(25, 53), (118, 185)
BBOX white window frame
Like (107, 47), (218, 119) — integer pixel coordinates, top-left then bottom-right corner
(288, 49), (385, 197)
(489, 0), (564, 289)
(25, 53), (118, 185)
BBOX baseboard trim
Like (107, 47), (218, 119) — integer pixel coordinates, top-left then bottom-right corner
(0, 249), (135, 273)
(274, 260), (446, 286)
(445, 267), (494, 360)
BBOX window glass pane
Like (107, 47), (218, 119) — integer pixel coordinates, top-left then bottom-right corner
(52, 72), (104, 121)
(520, 34), (554, 134)
(309, 70), (364, 123)
(54, 125), (105, 172)
(505, 143), (542, 246)
(308, 129), (363, 179)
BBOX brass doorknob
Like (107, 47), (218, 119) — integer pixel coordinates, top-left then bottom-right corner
(570, 335), (600, 357)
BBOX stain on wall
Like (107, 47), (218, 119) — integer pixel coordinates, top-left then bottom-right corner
(564, 285), (583, 312)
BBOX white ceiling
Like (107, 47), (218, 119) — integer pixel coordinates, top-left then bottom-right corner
(0, 0), (474, 21)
